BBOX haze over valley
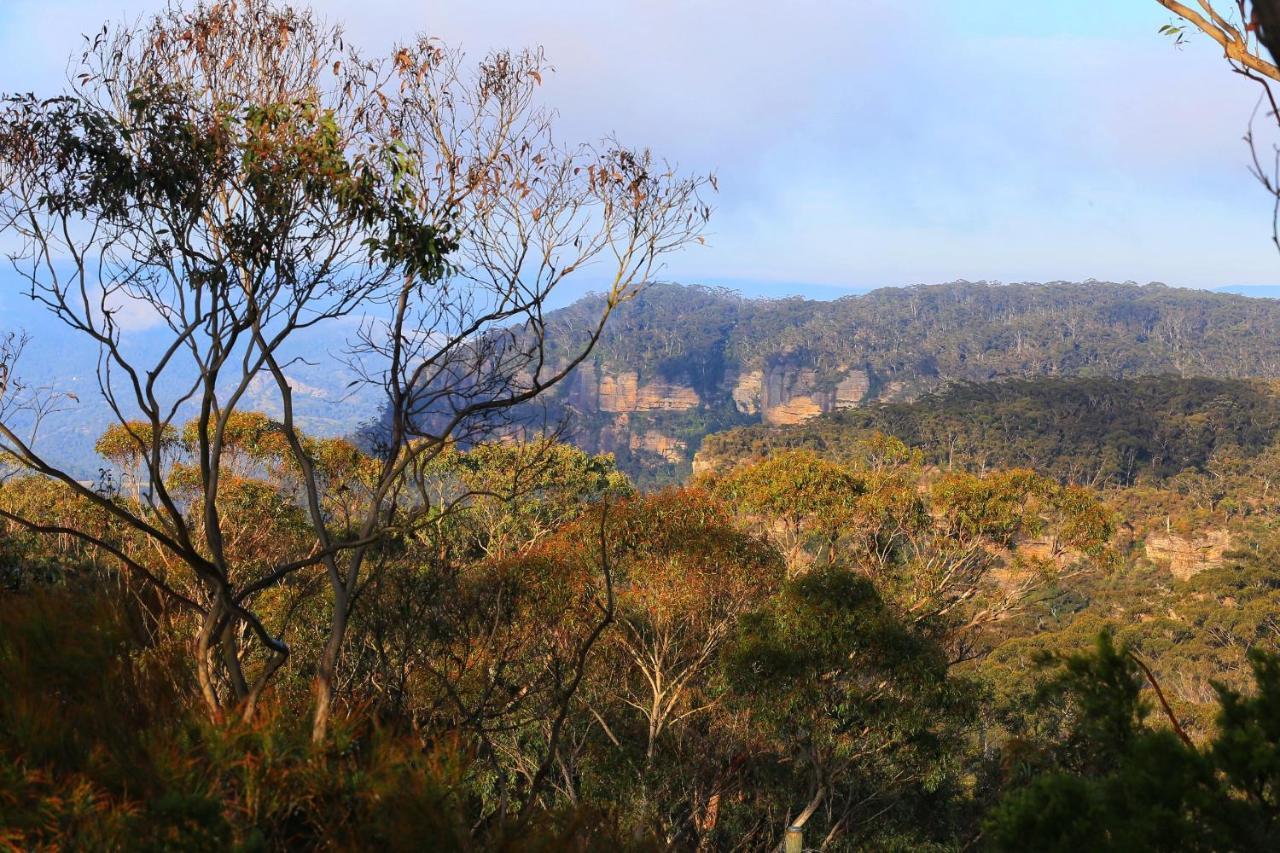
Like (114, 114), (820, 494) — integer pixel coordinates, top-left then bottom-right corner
(9, 2), (1280, 850)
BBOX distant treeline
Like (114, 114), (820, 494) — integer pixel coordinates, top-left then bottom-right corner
(525, 281), (1280, 483)
(699, 375), (1280, 486)
(546, 281), (1280, 393)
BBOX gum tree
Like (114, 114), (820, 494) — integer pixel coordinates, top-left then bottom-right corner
(0, 0), (711, 738)
(1151, 2), (1280, 248)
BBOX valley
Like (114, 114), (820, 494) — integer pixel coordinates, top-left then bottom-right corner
(522, 280), (1280, 484)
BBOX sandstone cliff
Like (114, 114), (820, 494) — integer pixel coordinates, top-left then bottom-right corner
(510, 280), (1280, 485)
(557, 360), (875, 481)
(1144, 529), (1232, 581)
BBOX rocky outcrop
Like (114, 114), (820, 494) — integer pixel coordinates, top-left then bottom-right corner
(729, 368), (764, 416)
(764, 396), (825, 425)
(574, 370), (700, 414)
(597, 372), (638, 412)
(755, 366), (870, 425)
(834, 371), (870, 407)
(1145, 529), (1231, 580)
(562, 358), (873, 476)
(586, 413), (686, 464)
(635, 380), (700, 411)
(635, 430), (686, 463)
(724, 363), (872, 425)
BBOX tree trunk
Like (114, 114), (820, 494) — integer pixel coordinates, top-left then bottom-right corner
(194, 601), (225, 722)
(311, 588), (350, 742)
(221, 619), (249, 702)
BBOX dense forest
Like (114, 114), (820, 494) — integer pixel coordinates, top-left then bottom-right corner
(23, 278), (1280, 484)
(8, 412), (1280, 849)
(524, 282), (1280, 484)
(554, 280), (1280, 386)
(6, 1), (1280, 851)
(698, 375), (1280, 487)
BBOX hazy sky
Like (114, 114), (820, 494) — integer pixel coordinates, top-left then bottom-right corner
(1, 0), (1275, 293)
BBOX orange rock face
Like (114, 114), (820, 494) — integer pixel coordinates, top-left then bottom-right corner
(596, 372), (638, 412)
(744, 365), (870, 425)
(595, 371), (698, 413)
(633, 430), (686, 463)
(730, 369), (765, 415)
(834, 371), (870, 408)
(763, 396), (825, 425)
(634, 380), (700, 411)
(565, 361), (875, 468)
(1144, 529), (1231, 581)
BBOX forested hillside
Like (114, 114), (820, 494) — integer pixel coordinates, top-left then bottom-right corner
(12, 409), (1280, 848)
(10, 0), (1280, 850)
(526, 281), (1280, 484)
(25, 279), (1280, 483)
(697, 375), (1280, 487)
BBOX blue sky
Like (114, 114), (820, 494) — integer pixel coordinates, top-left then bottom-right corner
(0, 0), (1275, 295)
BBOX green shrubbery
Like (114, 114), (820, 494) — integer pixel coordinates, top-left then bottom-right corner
(0, 581), (650, 851)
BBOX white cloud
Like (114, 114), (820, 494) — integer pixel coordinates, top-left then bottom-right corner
(1, 0), (1277, 288)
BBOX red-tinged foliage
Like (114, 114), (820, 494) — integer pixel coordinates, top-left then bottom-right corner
(0, 580), (656, 851)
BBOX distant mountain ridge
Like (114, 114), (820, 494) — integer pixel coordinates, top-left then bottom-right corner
(521, 280), (1280, 485)
(2, 301), (381, 479)
(15, 279), (1280, 484)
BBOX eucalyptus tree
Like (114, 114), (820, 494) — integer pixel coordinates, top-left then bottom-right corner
(1154, 1), (1280, 80)
(0, 0), (711, 738)
(1152, 2), (1280, 248)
